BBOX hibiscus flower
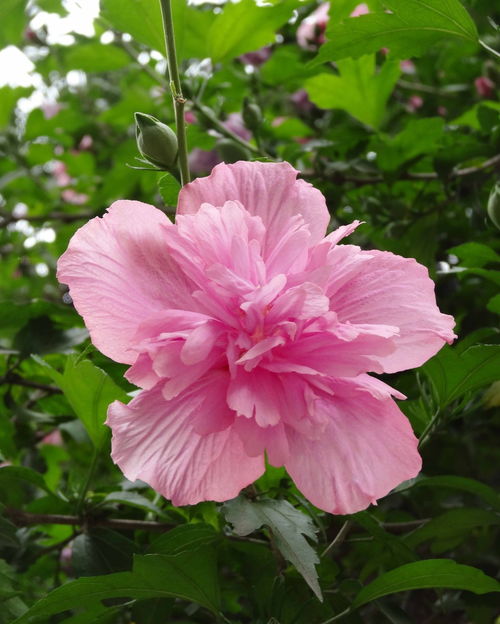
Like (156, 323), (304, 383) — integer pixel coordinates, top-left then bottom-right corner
(57, 161), (455, 514)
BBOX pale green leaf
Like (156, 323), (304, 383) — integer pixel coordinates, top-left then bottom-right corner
(315, 0), (478, 63)
(305, 55), (400, 128)
(224, 497), (321, 600)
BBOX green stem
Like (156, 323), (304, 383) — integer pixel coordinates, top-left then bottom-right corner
(159, 0), (190, 186)
(319, 607), (352, 624)
(418, 407), (441, 449)
(479, 39), (500, 60)
(76, 448), (99, 516)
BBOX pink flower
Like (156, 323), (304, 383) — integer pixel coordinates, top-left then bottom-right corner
(297, 2), (330, 49)
(406, 95), (424, 112)
(350, 3), (369, 17)
(474, 76), (495, 99)
(57, 161), (455, 514)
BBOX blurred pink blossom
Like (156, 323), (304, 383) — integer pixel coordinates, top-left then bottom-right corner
(58, 161), (455, 514)
(189, 113), (251, 174)
(40, 430), (63, 446)
(41, 101), (62, 120)
(78, 135), (93, 151)
(297, 2), (330, 49)
(350, 3), (369, 17)
(239, 46), (272, 67)
(400, 60), (416, 75)
(406, 95), (424, 112)
(53, 161), (89, 205)
(475, 76), (495, 99)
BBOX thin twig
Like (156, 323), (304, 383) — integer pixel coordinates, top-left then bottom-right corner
(318, 153), (500, 186)
(1, 375), (62, 394)
(381, 519), (430, 532)
(321, 521), (352, 557)
(1, 212), (94, 226)
(5, 508), (174, 532)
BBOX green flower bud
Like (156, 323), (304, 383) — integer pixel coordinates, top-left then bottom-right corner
(487, 182), (500, 230)
(242, 98), (263, 133)
(135, 112), (178, 170)
(216, 139), (250, 164)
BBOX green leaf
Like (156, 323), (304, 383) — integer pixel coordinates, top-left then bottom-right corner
(399, 475), (500, 511)
(13, 548), (221, 622)
(314, 0), (478, 63)
(100, 0), (213, 59)
(374, 117), (445, 171)
(487, 294), (500, 315)
(224, 497), (321, 600)
(404, 508), (500, 549)
(64, 43), (130, 72)
(100, 491), (165, 517)
(448, 242), (500, 268)
(352, 559), (500, 609)
(208, 0), (297, 62)
(34, 355), (129, 449)
(158, 174), (181, 208)
(0, 87), (31, 130)
(305, 55), (400, 128)
(0, 0), (26, 48)
(72, 529), (138, 576)
(148, 524), (219, 556)
(422, 344), (500, 407)
(14, 316), (88, 357)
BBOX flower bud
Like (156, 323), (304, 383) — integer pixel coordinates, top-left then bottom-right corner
(135, 112), (178, 170)
(217, 139), (250, 164)
(242, 98), (263, 133)
(487, 182), (500, 230)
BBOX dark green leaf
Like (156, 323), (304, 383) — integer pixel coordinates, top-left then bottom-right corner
(13, 549), (221, 622)
(352, 559), (500, 609)
(422, 344), (500, 407)
(404, 508), (500, 549)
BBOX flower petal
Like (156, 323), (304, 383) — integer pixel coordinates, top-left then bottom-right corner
(285, 377), (421, 514)
(331, 249), (456, 372)
(107, 374), (264, 505)
(178, 161), (330, 250)
(57, 200), (195, 363)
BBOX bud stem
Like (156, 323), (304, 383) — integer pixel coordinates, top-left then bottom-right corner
(159, 0), (190, 186)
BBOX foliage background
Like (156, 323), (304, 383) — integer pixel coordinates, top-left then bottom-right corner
(0, 0), (499, 622)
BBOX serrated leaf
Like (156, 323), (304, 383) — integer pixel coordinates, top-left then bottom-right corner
(305, 55), (400, 128)
(224, 497), (321, 600)
(422, 344), (500, 407)
(352, 559), (500, 609)
(314, 0), (478, 63)
(34, 355), (129, 449)
(373, 117), (445, 171)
